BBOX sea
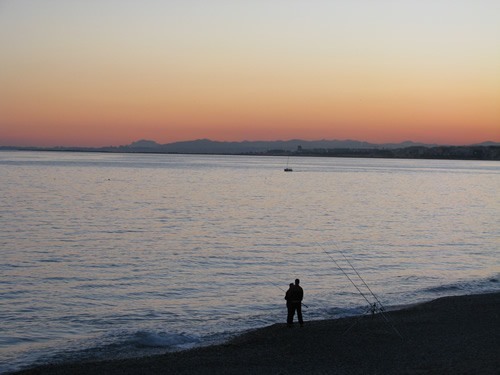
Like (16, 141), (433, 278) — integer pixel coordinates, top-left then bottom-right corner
(0, 151), (498, 373)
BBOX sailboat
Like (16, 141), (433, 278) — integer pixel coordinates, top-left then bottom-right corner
(284, 156), (293, 172)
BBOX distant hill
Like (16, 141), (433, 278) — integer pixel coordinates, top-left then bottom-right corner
(128, 139), (161, 149)
(1, 139), (499, 160)
(112, 138), (500, 160)
(473, 141), (500, 147)
(119, 138), (439, 154)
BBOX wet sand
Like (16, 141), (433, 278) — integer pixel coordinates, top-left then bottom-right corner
(14, 292), (500, 374)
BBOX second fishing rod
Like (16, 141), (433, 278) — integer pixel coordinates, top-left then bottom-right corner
(316, 240), (403, 339)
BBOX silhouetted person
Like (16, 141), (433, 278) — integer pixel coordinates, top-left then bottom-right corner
(286, 279), (304, 327)
(285, 283), (294, 310)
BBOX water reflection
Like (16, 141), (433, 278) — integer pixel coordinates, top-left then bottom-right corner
(0, 152), (499, 372)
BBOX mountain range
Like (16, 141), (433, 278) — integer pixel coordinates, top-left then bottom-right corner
(116, 138), (499, 154)
(1, 139), (499, 160)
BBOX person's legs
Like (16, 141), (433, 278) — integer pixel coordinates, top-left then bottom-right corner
(296, 304), (303, 326)
(287, 304), (294, 326)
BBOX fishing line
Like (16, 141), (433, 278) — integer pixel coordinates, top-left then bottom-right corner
(317, 241), (404, 339)
(315, 242), (373, 308)
(331, 241), (386, 311)
(328, 241), (403, 339)
(266, 278), (286, 293)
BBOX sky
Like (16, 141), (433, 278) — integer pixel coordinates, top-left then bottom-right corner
(1, 0), (499, 147)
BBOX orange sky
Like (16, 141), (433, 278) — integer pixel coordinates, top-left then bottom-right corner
(1, 1), (499, 147)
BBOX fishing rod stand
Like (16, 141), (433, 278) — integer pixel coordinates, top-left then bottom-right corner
(343, 301), (404, 340)
(343, 302), (385, 336)
(318, 242), (404, 339)
(367, 302), (384, 317)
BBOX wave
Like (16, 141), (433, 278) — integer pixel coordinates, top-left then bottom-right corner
(3, 330), (203, 374)
(71, 329), (202, 359)
(5, 275), (499, 374)
(421, 275), (499, 296)
(131, 330), (200, 349)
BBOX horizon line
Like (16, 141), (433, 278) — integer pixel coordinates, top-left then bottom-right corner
(1, 138), (499, 149)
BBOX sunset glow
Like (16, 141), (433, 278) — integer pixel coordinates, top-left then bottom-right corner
(1, 1), (499, 147)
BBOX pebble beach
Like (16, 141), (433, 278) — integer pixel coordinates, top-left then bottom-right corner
(14, 292), (500, 375)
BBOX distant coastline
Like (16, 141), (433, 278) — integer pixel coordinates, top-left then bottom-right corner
(1, 139), (499, 160)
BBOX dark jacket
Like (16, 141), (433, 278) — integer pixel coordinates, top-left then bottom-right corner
(287, 285), (303, 303)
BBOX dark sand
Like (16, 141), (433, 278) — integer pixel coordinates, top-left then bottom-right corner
(14, 292), (500, 375)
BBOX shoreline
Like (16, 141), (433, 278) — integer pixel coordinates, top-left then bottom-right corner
(2, 147), (499, 161)
(13, 291), (500, 374)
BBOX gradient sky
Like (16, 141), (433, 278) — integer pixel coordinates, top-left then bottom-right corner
(1, 0), (499, 147)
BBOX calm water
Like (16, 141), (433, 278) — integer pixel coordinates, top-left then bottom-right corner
(1, 151), (499, 373)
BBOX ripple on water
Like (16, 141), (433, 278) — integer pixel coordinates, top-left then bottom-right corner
(1, 153), (499, 373)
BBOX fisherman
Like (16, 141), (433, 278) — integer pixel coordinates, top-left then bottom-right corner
(286, 279), (304, 327)
(284, 283), (294, 310)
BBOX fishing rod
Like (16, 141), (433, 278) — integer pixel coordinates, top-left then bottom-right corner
(317, 241), (403, 339)
(329, 241), (404, 339)
(316, 242), (373, 308)
(331, 241), (387, 312)
(266, 278), (286, 292)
